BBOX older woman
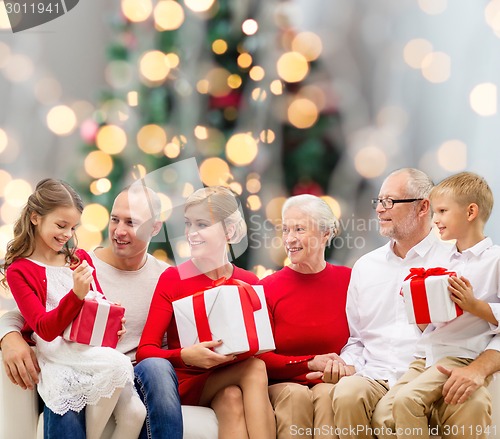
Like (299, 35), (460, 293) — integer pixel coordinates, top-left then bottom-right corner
(137, 186), (275, 439)
(258, 194), (351, 439)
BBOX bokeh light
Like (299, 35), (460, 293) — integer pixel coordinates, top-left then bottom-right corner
(96, 125), (127, 154)
(437, 140), (467, 172)
(46, 105), (77, 136)
(199, 157), (231, 186)
(139, 50), (170, 83)
(421, 52), (451, 83)
(249, 66), (265, 81)
(246, 178), (261, 194)
(291, 32), (323, 61)
(77, 225), (103, 251)
(418, 0), (447, 15)
(259, 129), (275, 144)
(403, 39), (434, 69)
(35, 77), (63, 105)
(321, 196), (342, 221)
(184, 0), (215, 13)
(226, 133), (258, 166)
(0, 170), (12, 196)
(137, 124), (167, 154)
(265, 197), (286, 225)
(277, 52), (309, 83)
(4, 179), (32, 207)
(242, 19), (258, 36)
(121, 0), (153, 22)
(154, 0), (185, 30)
(84, 151), (114, 178)
(81, 204), (109, 232)
(206, 67), (231, 97)
(469, 83), (497, 116)
(354, 146), (387, 178)
(2, 54), (34, 83)
(288, 98), (318, 129)
(0, 128), (7, 154)
(247, 195), (262, 211)
(212, 39), (228, 55)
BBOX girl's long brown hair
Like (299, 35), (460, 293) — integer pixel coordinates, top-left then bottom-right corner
(1, 178), (84, 286)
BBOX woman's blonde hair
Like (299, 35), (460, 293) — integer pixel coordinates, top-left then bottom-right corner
(282, 194), (339, 247)
(1, 178), (83, 281)
(185, 186), (247, 244)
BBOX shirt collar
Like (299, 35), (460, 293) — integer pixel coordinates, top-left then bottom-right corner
(385, 230), (441, 262)
(451, 237), (493, 260)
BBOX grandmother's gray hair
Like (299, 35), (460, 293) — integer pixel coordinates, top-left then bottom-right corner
(282, 194), (339, 247)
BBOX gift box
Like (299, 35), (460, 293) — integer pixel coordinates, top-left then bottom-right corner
(173, 279), (275, 356)
(401, 267), (463, 324)
(63, 291), (125, 348)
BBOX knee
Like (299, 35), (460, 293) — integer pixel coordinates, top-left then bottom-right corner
(273, 383), (312, 409)
(392, 388), (422, 417)
(240, 357), (269, 387)
(115, 397), (147, 429)
(212, 385), (245, 418)
(333, 377), (369, 410)
(134, 358), (178, 388)
(311, 383), (334, 404)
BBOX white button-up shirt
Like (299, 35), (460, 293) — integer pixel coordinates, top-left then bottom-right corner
(415, 237), (500, 366)
(340, 231), (453, 386)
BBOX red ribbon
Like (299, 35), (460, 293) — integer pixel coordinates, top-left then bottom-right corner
(404, 267), (461, 323)
(192, 278), (262, 354)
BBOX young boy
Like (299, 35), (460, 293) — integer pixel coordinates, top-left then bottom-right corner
(372, 172), (500, 439)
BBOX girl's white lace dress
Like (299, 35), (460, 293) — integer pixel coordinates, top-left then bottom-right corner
(33, 261), (135, 415)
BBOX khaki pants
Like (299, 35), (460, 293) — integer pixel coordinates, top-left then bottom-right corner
(372, 357), (492, 439)
(332, 375), (390, 439)
(269, 382), (336, 439)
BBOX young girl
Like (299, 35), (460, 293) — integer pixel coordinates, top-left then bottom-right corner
(136, 186), (276, 439)
(1, 178), (146, 439)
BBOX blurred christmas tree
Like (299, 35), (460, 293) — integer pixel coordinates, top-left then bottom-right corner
(73, 0), (345, 270)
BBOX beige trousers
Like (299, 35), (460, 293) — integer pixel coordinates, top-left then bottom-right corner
(269, 382), (336, 439)
(332, 375), (390, 439)
(372, 357), (492, 439)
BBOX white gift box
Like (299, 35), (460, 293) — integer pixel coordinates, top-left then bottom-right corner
(401, 268), (463, 324)
(173, 283), (275, 356)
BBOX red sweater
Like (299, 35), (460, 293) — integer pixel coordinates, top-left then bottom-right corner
(6, 249), (100, 343)
(258, 263), (351, 385)
(137, 260), (259, 405)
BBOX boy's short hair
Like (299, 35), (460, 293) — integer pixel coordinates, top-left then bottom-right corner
(430, 172), (494, 222)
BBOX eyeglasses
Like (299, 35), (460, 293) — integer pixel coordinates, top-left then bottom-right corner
(371, 198), (423, 210)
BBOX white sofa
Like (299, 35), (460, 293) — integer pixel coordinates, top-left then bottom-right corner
(2, 350), (500, 439)
(0, 352), (218, 439)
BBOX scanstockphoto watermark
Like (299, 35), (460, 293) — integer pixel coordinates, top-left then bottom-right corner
(3, 0), (79, 33)
(247, 214), (379, 251)
(290, 425), (433, 437)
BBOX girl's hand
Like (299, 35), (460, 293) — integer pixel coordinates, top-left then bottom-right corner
(306, 358), (355, 383)
(180, 340), (236, 369)
(72, 261), (93, 300)
(448, 276), (478, 314)
(117, 317), (126, 340)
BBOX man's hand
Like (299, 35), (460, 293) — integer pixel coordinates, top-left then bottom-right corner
(1, 332), (40, 390)
(305, 355), (355, 383)
(437, 363), (486, 405)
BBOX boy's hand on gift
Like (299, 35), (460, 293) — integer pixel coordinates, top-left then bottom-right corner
(72, 261), (94, 300)
(181, 340), (236, 369)
(437, 363), (485, 404)
(448, 276), (477, 313)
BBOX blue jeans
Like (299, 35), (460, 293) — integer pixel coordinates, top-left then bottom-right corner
(44, 358), (183, 439)
(135, 358), (183, 439)
(44, 404), (86, 439)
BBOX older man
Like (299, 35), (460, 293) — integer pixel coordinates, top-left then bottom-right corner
(0, 185), (182, 439)
(321, 168), (500, 439)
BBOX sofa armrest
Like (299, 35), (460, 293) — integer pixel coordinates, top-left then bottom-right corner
(182, 405), (218, 439)
(0, 351), (39, 439)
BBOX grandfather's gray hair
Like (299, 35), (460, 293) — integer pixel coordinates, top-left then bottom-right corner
(282, 194), (339, 247)
(386, 168), (434, 199)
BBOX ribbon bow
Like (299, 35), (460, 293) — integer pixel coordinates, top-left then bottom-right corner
(404, 267), (455, 282)
(192, 278), (262, 354)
